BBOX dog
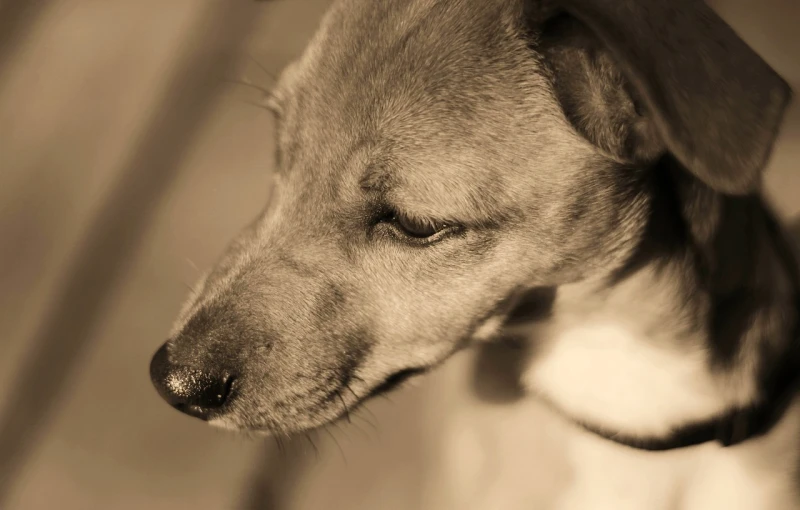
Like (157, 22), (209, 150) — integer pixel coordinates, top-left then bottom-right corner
(149, 0), (799, 507)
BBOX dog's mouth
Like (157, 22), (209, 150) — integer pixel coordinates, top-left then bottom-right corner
(307, 367), (431, 432)
(365, 367), (427, 399)
(328, 367), (428, 423)
(209, 367), (430, 434)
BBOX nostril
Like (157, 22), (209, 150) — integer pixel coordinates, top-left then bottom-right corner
(221, 375), (236, 403)
(149, 343), (236, 420)
(195, 373), (235, 409)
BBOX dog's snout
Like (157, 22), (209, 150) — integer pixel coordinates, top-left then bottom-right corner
(149, 343), (235, 420)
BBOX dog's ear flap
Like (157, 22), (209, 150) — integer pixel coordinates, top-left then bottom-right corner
(540, 0), (792, 195)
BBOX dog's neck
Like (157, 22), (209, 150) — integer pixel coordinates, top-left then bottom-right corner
(522, 159), (800, 447)
(640, 161), (800, 407)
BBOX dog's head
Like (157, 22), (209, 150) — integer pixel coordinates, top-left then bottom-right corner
(150, 0), (791, 433)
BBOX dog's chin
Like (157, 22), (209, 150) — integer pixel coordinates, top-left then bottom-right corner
(207, 367), (429, 435)
(207, 411), (342, 436)
(207, 416), (259, 433)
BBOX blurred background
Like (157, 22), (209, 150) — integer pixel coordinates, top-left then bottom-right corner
(0, 0), (798, 509)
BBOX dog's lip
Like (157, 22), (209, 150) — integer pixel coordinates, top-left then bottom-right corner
(365, 367), (427, 399)
(303, 367), (429, 428)
(336, 367), (428, 418)
(212, 368), (429, 433)
(296, 367), (425, 430)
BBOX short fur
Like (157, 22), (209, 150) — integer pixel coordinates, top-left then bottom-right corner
(151, 0), (798, 507)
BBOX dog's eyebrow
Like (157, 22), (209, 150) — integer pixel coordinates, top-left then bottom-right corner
(357, 160), (513, 228)
(358, 165), (393, 192)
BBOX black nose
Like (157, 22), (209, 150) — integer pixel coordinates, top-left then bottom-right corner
(149, 343), (235, 420)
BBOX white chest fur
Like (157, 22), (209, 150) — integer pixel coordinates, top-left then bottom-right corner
(525, 317), (728, 437)
(522, 272), (735, 438)
(553, 408), (800, 510)
(507, 268), (800, 509)
(429, 350), (800, 510)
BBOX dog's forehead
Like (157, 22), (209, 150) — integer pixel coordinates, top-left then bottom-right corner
(272, 0), (565, 217)
(290, 0), (541, 133)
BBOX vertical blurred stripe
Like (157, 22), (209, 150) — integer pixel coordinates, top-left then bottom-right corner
(0, 2), (260, 504)
(0, 1), (50, 81)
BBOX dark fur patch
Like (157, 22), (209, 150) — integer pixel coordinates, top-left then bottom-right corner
(539, 14), (662, 162)
(312, 281), (348, 326)
(471, 338), (530, 404)
(606, 157), (688, 287)
(607, 153), (800, 388)
(506, 286), (557, 325)
(277, 252), (317, 278)
(540, 0), (792, 195)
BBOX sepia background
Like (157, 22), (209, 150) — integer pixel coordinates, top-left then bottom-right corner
(0, 0), (798, 508)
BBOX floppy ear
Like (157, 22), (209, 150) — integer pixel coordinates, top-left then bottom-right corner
(537, 0), (792, 195)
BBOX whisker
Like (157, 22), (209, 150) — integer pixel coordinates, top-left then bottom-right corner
(242, 50), (279, 83)
(332, 421), (354, 444)
(305, 433), (319, 460)
(376, 393), (394, 403)
(343, 417), (371, 441)
(239, 99), (280, 116)
(183, 256), (199, 271)
(354, 411), (379, 432)
(336, 390), (351, 424)
(273, 435), (284, 457)
(343, 382), (379, 429)
(223, 77), (273, 96)
(343, 382), (360, 401)
(323, 427), (348, 466)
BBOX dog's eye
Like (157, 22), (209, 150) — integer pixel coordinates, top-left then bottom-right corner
(375, 209), (457, 245)
(394, 213), (446, 239)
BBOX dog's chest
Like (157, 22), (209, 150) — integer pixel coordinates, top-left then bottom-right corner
(522, 275), (729, 438)
(551, 423), (800, 510)
(431, 360), (800, 510)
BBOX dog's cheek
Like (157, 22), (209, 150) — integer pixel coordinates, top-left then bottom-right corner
(368, 266), (517, 347)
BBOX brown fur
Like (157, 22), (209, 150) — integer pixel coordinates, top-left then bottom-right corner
(152, 0), (796, 471)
